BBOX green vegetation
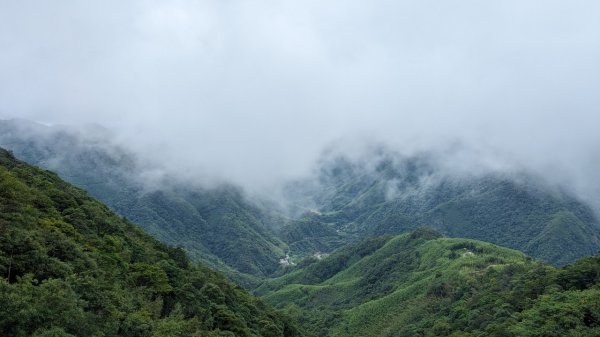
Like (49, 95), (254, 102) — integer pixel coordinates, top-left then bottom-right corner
(0, 148), (305, 337)
(0, 120), (287, 287)
(258, 229), (600, 337)
(284, 154), (600, 265)
(3, 124), (600, 336)
(4, 121), (600, 283)
(120, 186), (288, 287)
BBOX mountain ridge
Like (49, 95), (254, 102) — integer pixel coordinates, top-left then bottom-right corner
(282, 151), (600, 265)
(258, 229), (600, 336)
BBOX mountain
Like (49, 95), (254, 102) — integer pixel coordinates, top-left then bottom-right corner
(0, 119), (287, 286)
(3, 119), (600, 278)
(111, 184), (287, 286)
(0, 148), (305, 337)
(3, 119), (600, 336)
(257, 229), (600, 337)
(282, 150), (600, 265)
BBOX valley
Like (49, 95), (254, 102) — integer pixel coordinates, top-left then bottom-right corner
(259, 229), (600, 336)
(1, 121), (600, 336)
(2, 2), (599, 335)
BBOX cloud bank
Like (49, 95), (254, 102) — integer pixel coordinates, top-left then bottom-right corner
(1, 0), (599, 200)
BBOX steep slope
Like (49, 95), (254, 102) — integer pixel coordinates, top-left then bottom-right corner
(111, 184), (287, 286)
(0, 119), (287, 286)
(282, 151), (600, 265)
(0, 148), (305, 337)
(257, 229), (600, 337)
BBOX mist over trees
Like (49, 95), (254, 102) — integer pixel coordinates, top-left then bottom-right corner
(1, 1), (600, 336)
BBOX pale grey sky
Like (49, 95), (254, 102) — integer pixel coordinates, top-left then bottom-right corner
(1, 0), (599, 197)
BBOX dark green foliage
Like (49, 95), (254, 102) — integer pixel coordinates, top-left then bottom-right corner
(0, 149), (305, 337)
(280, 218), (346, 257)
(556, 254), (600, 290)
(259, 230), (600, 336)
(122, 186), (287, 287)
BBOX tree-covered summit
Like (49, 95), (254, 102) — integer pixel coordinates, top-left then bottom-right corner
(258, 228), (600, 337)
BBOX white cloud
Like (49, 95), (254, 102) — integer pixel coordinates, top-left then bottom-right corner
(0, 0), (599, 196)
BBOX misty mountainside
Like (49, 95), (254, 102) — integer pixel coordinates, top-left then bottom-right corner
(0, 148), (306, 337)
(3, 118), (600, 282)
(256, 229), (600, 337)
(282, 151), (600, 265)
(0, 119), (288, 287)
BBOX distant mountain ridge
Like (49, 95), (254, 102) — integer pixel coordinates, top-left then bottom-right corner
(2, 119), (600, 282)
(282, 150), (600, 265)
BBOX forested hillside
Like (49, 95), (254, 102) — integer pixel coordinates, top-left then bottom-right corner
(0, 148), (305, 337)
(2, 1), (599, 336)
(3, 119), (600, 283)
(282, 151), (600, 265)
(0, 119), (287, 287)
(257, 229), (600, 337)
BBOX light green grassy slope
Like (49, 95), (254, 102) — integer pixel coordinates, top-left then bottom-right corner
(258, 229), (600, 336)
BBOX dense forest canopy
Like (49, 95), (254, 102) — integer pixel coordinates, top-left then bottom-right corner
(0, 148), (305, 337)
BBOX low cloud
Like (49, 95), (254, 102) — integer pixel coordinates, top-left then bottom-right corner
(1, 1), (599, 205)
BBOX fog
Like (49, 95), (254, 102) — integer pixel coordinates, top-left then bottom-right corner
(1, 1), (599, 203)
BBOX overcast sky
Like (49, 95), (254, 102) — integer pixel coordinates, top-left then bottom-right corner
(1, 1), (600, 197)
